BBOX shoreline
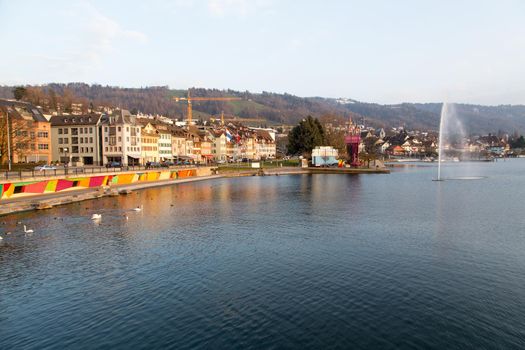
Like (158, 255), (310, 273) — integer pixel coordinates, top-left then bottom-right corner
(0, 167), (389, 216)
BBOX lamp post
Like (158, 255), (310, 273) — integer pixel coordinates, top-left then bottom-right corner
(63, 147), (69, 175)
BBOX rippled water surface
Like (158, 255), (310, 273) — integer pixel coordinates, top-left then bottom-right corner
(2, 160), (525, 349)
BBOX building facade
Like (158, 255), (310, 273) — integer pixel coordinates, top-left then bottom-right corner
(50, 114), (103, 165)
(100, 110), (141, 166)
(0, 99), (52, 165)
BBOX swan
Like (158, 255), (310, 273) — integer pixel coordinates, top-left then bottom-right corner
(91, 214), (102, 220)
(23, 225), (34, 234)
(133, 205), (143, 212)
(0, 235), (3, 240)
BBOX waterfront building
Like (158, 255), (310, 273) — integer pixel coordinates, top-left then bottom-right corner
(139, 121), (160, 163)
(210, 130), (228, 161)
(0, 99), (52, 164)
(254, 129), (276, 160)
(50, 114), (103, 165)
(100, 110), (141, 166)
(156, 126), (173, 162)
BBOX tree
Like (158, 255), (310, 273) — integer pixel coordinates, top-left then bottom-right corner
(13, 86), (27, 101)
(0, 108), (32, 166)
(287, 116), (325, 156)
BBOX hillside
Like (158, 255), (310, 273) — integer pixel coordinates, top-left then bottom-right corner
(1, 83), (525, 134)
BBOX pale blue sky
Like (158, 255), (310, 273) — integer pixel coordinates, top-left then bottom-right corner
(1, 0), (524, 104)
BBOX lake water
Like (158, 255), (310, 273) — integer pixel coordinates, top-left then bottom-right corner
(1, 160), (525, 349)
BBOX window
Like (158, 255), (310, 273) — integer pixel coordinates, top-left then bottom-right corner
(80, 128), (83, 134)
(72, 146), (79, 153)
(127, 137), (129, 142)
(80, 147), (84, 153)
(118, 127), (121, 132)
(105, 127), (108, 132)
(90, 147), (93, 153)
(64, 129), (69, 134)
(126, 127), (129, 132)
(118, 136), (121, 142)
(37, 131), (48, 138)
(90, 127), (93, 133)
(58, 128), (63, 134)
(63, 138), (69, 144)
(59, 147), (63, 153)
(105, 147), (108, 152)
(118, 147), (121, 151)
(38, 144), (49, 150)
(30, 132), (35, 139)
(84, 127), (88, 133)
(58, 138), (63, 144)
(89, 137), (93, 143)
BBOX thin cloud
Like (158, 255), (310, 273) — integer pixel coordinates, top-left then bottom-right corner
(208, 0), (273, 17)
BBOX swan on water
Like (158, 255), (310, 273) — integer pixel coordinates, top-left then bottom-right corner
(91, 214), (102, 220)
(133, 205), (143, 212)
(23, 225), (34, 234)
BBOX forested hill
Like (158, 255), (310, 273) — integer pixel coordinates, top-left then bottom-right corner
(1, 83), (525, 134)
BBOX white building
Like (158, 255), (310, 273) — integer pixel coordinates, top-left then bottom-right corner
(100, 110), (142, 165)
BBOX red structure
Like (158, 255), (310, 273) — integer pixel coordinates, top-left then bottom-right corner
(345, 120), (361, 167)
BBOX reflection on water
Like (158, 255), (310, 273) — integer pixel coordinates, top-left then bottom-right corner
(1, 162), (525, 349)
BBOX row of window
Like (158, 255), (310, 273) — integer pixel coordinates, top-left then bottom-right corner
(58, 127), (94, 135)
(104, 146), (141, 153)
(16, 143), (49, 150)
(15, 131), (49, 138)
(58, 137), (94, 144)
(58, 147), (94, 154)
(104, 126), (141, 134)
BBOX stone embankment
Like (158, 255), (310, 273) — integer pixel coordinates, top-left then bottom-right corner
(0, 174), (222, 216)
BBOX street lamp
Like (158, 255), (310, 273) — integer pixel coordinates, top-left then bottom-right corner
(63, 147), (69, 174)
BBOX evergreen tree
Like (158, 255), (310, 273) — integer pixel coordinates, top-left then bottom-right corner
(13, 86), (27, 101)
(287, 116), (325, 156)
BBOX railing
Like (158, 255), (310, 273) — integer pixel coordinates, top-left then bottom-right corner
(0, 164), (211, 181)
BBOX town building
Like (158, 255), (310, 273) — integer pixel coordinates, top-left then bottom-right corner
(100, 110), (141, 165)
(0, 99), (52, 165)
(138, 121), (159, 164)
(50, 114), (103, 165)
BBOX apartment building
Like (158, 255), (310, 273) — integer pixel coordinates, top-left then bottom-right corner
(0, 99), (52, 164)
(100, 110), (141, 166)
(50, 114), (103, 165)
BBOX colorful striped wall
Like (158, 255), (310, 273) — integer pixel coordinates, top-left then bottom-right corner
(0, 169), (197, 200)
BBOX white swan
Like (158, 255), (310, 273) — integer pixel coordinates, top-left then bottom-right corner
(133, 205), (143, 212)
(23, 225), (34, 234)
(0, 235), (3, 240)
(91, 213), (102, 220)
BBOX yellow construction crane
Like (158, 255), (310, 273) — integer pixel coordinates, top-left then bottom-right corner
(173, 91), (241, 123)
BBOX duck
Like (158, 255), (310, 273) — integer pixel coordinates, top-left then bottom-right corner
(133, 205), (143, 212)
(91, 214), (102, 220)
(23, 225), (34, 234)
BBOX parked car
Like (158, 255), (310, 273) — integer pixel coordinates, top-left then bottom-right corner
(161, 161), (174, 167)
(106, 161), (121, 168)
(34, 165), (57, 171)
(146, 162), (162, 169)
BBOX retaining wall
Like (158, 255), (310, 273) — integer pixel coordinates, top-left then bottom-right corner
(0, 168), (199, 200)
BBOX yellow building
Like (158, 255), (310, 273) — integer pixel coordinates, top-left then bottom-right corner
(0, 99), (52, 165)
(139, 122), (159, 163)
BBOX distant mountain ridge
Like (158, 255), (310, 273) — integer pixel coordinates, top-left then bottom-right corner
(0, 83), (524, 134)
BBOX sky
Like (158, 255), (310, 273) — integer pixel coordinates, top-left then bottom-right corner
(0, 0), (524, 105)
